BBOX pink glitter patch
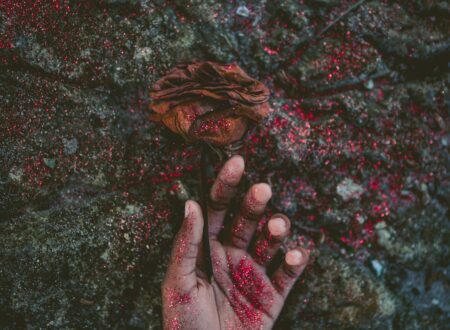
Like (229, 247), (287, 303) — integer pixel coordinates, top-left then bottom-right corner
(226, 254), (273, 328)
(165, 288), (192, 308)
(253, 236), (271, 264)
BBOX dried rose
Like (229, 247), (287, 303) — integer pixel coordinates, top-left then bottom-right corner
(149, 61), (270, 146)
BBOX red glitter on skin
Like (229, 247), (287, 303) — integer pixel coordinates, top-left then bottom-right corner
(271, 273), (289, 295)
(226, 254), (274, 328)
(172, 215), (195, 263)
(231, 216), (246, 238)
(165, 288), (192, 308)
(253, 236), (271, 264)
(252, 219), (285, 266)
(168, 317), (182, 330)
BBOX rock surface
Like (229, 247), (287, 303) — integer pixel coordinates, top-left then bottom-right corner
(1, 1), (449, 329)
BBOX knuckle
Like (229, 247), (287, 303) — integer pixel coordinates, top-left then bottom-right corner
(208, 198), (228, 211)
(217, 176), (238, 189)
(231, 234), (250, 248)
(283, 264), (299, 279)
(272, 278), (285, 295)
(264, 227), (284, 243)
(242, 207), (262, 222)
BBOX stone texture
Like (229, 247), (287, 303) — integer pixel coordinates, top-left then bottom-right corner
(1, 0), (449, 329)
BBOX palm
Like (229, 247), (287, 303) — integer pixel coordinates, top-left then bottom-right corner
(205, 242), (285, 329)
(162, 156), (309, 330)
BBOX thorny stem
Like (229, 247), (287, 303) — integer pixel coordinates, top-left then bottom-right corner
(200, 144), (214, 281)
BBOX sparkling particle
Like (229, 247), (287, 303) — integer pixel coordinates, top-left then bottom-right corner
(226, 254), (274, 328)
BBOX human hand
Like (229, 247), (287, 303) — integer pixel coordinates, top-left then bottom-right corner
(162, 155), (310, 330)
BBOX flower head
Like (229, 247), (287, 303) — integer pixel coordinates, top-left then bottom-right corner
(149, 61), (270, 146)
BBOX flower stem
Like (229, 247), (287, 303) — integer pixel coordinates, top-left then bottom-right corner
(200, 144), (213, 281)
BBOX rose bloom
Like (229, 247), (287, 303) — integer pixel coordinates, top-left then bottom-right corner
(149, 61), (270, 146)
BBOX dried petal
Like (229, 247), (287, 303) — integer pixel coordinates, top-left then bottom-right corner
(189, 109), (249, 146)
(149, 61), (270, 145)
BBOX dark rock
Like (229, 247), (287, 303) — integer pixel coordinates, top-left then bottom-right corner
(0, 0), (448, 329)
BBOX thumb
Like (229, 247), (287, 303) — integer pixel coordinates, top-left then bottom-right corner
(164, 200), (203, 290)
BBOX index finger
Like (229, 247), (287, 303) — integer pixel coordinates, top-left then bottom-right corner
(208, 155), (245, 240)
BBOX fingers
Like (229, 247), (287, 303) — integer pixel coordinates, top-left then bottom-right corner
(271, 248), (309, 299)
(164, 200), (203, 290)
(251, 214), (291, 266)
(208, 155), (245, 239)
(229, 183), (272, 250)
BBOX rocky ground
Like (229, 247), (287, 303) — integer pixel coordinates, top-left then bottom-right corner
(0, 0), (449, 329)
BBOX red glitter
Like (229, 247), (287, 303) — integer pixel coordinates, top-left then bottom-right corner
(226, 254), (274, 328)
(194, 117), (232, 135)
(168, 317), (182, 330)
(165, 288), (192, 308)
(254, 236), (271, 264)
(263, 46), (279, 56)
(320, 33), (379, 83)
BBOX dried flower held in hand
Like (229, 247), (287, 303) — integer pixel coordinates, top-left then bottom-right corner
(149, 61), (270, 146)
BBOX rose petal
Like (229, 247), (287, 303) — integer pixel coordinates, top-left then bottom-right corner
(188, 109), (249, 146)
(160, 100), (218, 139)
(231, 102), (271, 122)
(148, 61), (270, 146)
(150, 62), (269, 105)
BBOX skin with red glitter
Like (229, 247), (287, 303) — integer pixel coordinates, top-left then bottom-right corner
(226, 254), (274, 326)
(162, 156), (310, 329)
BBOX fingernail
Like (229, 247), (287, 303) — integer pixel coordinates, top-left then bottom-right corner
(253, 183), (272, 203)
(222, 156), (245, 182)
(184, 201), (190, 218)
(286, 249), (303, 266)
(268, 217), (287, 236)
(230, 155), (245, 171)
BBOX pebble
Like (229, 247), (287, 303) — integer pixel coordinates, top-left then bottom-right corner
(8, 166), (24, 183)
(236, 5), (250, 17)
(364, 79), (374, 90)
(44, 158), (56, 169)
(370, 259), (384, 277)
(134, 47), (153, 62)
(63, 138), (78, 155)
(336, 178), (364, 201)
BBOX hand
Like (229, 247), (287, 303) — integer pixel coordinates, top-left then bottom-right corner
(162, 155), (310, 330)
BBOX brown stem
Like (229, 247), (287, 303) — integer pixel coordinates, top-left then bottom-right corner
(200, 144), (213, 281)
